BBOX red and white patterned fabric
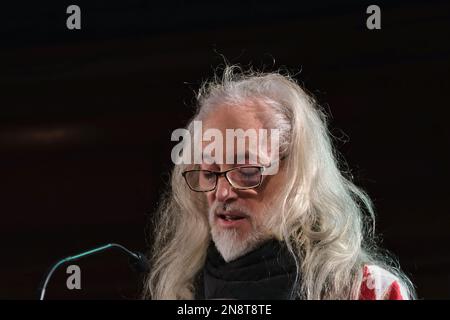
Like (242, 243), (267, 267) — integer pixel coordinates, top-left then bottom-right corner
(359, 265), (408, 300)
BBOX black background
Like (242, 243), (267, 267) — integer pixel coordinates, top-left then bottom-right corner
(0, 0), (449, 299)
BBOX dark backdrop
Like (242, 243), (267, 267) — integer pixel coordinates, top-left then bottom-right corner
(1, 0), (449, 299)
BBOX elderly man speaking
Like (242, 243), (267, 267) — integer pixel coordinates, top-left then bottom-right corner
(143, 66), (415, 300)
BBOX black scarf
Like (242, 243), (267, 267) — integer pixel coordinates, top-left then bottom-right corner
(194, 239), (299, 300)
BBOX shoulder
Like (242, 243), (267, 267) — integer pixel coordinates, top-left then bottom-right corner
(359, 265), (409, 300)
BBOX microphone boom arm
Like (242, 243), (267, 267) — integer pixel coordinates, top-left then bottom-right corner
(39, 243), (147, 300)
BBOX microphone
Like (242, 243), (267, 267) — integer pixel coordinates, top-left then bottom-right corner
(39, 243), (149, 300)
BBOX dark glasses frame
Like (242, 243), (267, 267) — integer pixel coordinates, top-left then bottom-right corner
(182, 165), (265, 192)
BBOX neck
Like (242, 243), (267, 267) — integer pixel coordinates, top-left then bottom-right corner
(195, 239), (298, 299)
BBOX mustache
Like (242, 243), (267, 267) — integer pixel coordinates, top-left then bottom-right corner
(209, 202), (252, 217)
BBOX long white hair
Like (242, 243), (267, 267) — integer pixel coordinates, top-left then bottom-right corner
(143, 65), (416, 300)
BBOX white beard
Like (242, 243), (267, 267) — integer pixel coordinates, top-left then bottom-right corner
(208, 202), (271, 262)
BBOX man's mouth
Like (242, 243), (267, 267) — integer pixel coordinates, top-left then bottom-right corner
(215, 211), (248, 227)
(217, 213), (246, 221)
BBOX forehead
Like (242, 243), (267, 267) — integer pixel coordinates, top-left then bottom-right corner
(199, 104), (274, 166)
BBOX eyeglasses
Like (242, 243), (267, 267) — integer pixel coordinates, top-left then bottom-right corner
(182, 165), (265, 192)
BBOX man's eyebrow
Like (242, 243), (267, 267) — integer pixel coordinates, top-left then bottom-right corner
(235, 151), (262, 163)
(202, 154), (217, 164)
(201, 151), (267, 164)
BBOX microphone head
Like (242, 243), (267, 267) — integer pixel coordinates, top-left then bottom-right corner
(129, 252), (149, 273)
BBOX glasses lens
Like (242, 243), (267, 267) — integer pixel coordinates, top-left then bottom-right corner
(227, 166), (262, 189)
(184, 170), (216, 191)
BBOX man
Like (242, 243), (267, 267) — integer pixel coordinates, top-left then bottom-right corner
(143, 66), (415, 300)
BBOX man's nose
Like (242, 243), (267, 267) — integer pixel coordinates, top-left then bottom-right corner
(215, 175), (238, 202)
